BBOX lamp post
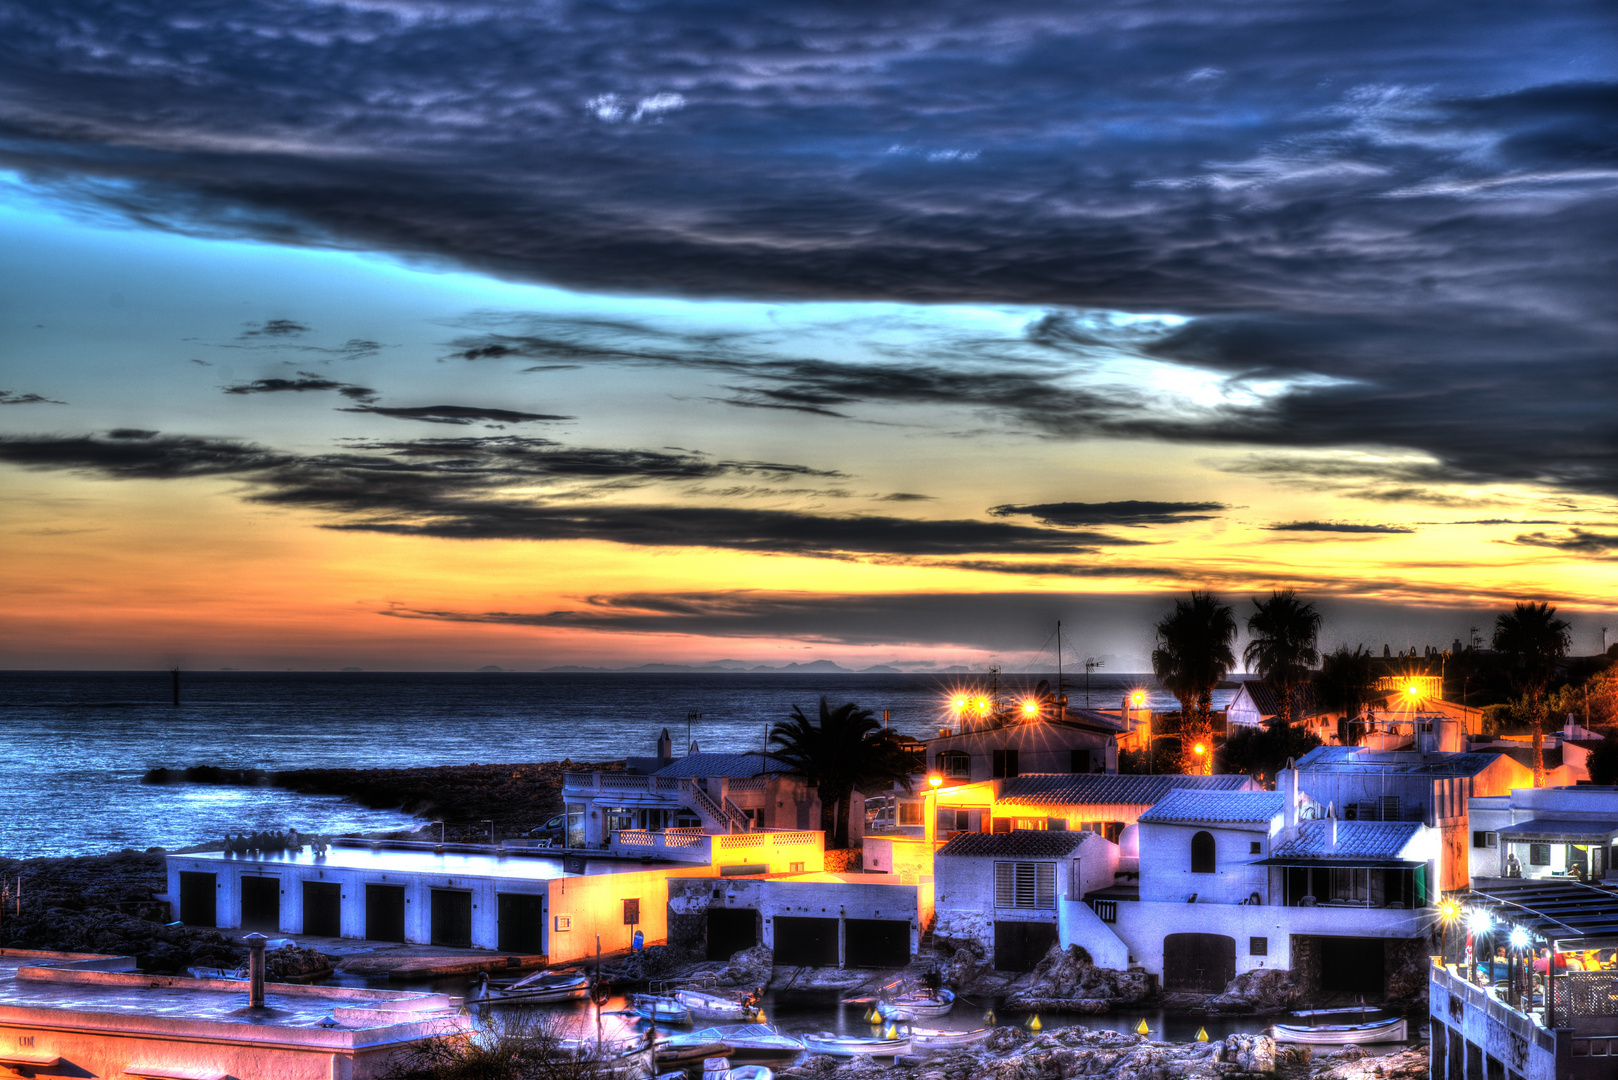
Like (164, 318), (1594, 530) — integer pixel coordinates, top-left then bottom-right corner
(925, 773), (943, 848)
(1468, 909), (1492, 986)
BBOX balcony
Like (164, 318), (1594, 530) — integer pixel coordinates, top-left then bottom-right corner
(607, 827), (823, 868)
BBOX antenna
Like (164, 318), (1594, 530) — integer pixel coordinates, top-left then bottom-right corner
(1056, 621), (1064, 697)
(1084, 657), (1104, 708)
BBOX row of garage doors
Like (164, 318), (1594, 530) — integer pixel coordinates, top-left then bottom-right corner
(703, 909), (913, 968)
(178, 872), (545, 952)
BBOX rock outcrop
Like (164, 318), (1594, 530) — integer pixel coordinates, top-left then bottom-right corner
(600, 944), (697, 985)
(1003, 944), (1154, 1012)
(718, 945), (773, 988)
(1206, 968), (1304, 1014)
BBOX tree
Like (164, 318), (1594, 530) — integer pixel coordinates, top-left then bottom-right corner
(384, 1009), (606, 1080)
(1243, 589), (1321, 728)
(1493, 601), (1573, 786)
(767, 696), (915, 848)
(1152, 591), (1237, 774)
(1314, 645), (1382, 743)
(1219, 723), (1323, 784)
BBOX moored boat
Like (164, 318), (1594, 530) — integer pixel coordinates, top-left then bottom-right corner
(909, 1026), (992, 1052)
(655, 1034), (734, 1067)
(632, 993), (693, 1024)
(675, 988), (758, 1021)
(693, 1025), (803, 1063)
(875, 988), (955, 1021)
(489, 969), (592, 1004)
(802, 1031), (911, 1057)
(1270, 1008), (1407, 1045)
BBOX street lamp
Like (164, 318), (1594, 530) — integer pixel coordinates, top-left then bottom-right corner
(1467, 909), (1492, 985)
(925, 773), (944, 848)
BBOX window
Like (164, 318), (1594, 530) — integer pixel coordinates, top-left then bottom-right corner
(1530, 844), (1552, 866)
(1048, 818), (1068, 832)
(938, 751), (972, 778)
(897, 801), (923, 826)
(554, 914), (572, 932)
(789, 861), (805, 873)
(1250, 936), (1268, 956)
(1249, 841), (1262, 855)
(992, 748), (1020, 778)
(623, 898), (640, 925)
(1069, 749), (1094, 774)
(994, 861), (1056, 909)
(1191, 831), (1217, 874)
(1474, 831), (1498, 848)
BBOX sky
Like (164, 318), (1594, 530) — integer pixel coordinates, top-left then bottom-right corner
(1, 0), (1616, 671)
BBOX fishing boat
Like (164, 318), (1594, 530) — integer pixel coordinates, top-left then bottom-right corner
(488, 969), (592, 1004)
(1270, 1007), (1408, 1045)
(654, 1033), (733, 1067)
(631, 994), (694, 1025)
(675, 988), (758, 1021)
(551, 1039), (657, 1080)
(908, 1027), (992, 1052)
(802, 1031), (911, 1057)
(693, 1025), (804, 1063)
(875, 988), (955, 1021)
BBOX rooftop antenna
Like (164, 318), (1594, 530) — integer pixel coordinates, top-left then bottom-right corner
(686, 710), (701, 750)
(1056, 621), (1065, 698)
(1084, 658), (1104, 708)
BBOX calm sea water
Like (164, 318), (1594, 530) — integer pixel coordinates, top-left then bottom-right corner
(0, 670), (1234, 859)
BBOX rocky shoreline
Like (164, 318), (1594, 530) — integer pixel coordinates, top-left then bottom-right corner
(140, 759), (624, 838)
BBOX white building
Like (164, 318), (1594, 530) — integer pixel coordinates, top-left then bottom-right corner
(1469, 785), (1618, 881)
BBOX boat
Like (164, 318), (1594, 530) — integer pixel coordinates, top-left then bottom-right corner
(875, 988), (955, 1021)
(185, 966), (244, 981)
(552, 1038), (657, 1080)
(675, 988), (758, 1021)
(487, 969), (592, 1004)
(700, 1057), (773, 1080)
(631, 994), (694, 1025)
(802, 1031), (911, 1057)
(655, 1032), (735, 1067)
(1270, 1007), (1408, 1045)
(908, 1027), (992, 1052)
(692, 1025), (804, 1063)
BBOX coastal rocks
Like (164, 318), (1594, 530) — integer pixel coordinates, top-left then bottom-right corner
(1207, 969), (1303, 1014)
(1003, 944), (1153, 1012)
(1217, 1033), (1275, 1072)
(1382, 939), (1431, 1004)
(1311, 1046), (1427, 1080)
(941, 942), (984, 991)
(266, 944), (334, 981)
(601, 944), (696, 985)
(718, 945), (773, 988)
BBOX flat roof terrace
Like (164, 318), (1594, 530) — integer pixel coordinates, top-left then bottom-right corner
(178, 842), (687, 880)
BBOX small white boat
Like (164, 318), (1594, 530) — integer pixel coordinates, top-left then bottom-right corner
(185, 966), (245, 981)
(490, 969), (592, 1003)
(695, 1024), (804, 1063)
(876, 988), (955, 1020)
(676, 988), (758, 1021)
(553, 1039), (656, 1080)
(1271, 1008), (1407, 1045)
(802, 1031), (911, 1057)
(632, 994), (693, 1024)
(909, 1026), (991, 1052)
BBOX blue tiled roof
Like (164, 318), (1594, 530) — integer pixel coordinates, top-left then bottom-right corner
(995, 773), (1253, 807)
(936, 831), (1087, 859)
(1294, 746), (1505, 777)
(1271, 819), (1422, 860)
(655, 752), (787, 779)
(1137, 789), (1286, 825)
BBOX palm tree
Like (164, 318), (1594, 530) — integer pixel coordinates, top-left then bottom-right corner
(767, 697), (915, 849)
(1152, 591), (1237, 774)
(1315, 645), (1381, 743)
(1493, 601), (1573, 786)
(1244, 589), (1322, 729)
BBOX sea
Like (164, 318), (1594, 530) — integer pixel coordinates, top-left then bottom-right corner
(0, 670), (1237, 860)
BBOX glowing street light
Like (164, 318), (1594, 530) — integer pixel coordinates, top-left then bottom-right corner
(1407, 685), (1420, 699)
(1021, 698), (1041, 720)
(1130, 690), (1146, 708)
(928, 773), (943, 789)
(1509, 926), (1529, 949)
(953, 696), (967, 710)
(1468, 910), (1493, 935)
(1438, 898), (1462, 924)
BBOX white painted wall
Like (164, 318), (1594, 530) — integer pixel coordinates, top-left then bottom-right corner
(1137, 819), (1276, 904)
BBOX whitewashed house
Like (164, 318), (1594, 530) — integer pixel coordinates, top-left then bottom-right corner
(1469, 784), (1618, 882)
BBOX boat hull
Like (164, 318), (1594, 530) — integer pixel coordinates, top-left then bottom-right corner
(909, 1027), (991, 1052)
(875, 990), (954, 1021)
(675, 990), (757, 1021)
(1270, 1017), (1408, 1045)
(802, 1033), (910, 1058)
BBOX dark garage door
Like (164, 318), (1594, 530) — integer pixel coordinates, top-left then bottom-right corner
(498, 893), (545, 954)
(303, 881), (342, 938)
(431, 889), (472, 948)
(366, 884), (407, 943)
(773, 916), (839, 966)
(241, 876), (280, 933)
(706, 908), (758, 961)
(1319, 937), (1385, 995)
(179, 871), (216, 927)
(1163, 933), (1236, 993)
(845, 919), (910, 968)
(994, 920), (1059, 972)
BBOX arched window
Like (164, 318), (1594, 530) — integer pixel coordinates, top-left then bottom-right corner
(1191, 830), (1217, 874)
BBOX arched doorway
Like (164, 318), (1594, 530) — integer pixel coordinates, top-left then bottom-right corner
(1163, 932), (1235, 993)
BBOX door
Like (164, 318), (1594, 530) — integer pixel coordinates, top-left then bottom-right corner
(431, 889), (472, 948)
(303, 881), (342, 938)
(993, 920), (1058, 972)
(844, 919), (911, 968)
(366, 884), (407, 943)
(773, 916), (839, 966)
(498, 893), (545, 954)
(178, 871), (216, 927)
(706, 908), (758, 961)
(1319, 936), (1385, 995)
(240, 876), (280, 933)
(1163, 933), (1236, 993)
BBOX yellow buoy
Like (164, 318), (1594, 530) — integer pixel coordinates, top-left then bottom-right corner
(1135, 1019), (1149, 1036)
(1196, 1027), (1209, 1043)
(755, 1010), (767, 1023)
(1027, 1014), (1042, 1032)
(884, 1024), (898, 1040)
(863, 1007), (876, 1023)
(984, 1009), (997, 1026)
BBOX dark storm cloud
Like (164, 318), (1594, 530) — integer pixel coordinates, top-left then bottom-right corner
(989, 501), (1227, 527)
(339, 404), (573, 425)
(1, 3), (1614, 496)
(222, 373), (378, 401)
(1511, 529), (1618, 555)
(1267, 522), (1415, 534)
(239, 320), (308, 339)
(0, 431), (1129, 558)
(0, 390), (66, 405)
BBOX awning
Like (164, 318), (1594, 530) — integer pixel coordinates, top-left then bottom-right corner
(1496, 819), (1618, 843)
(1461, 880), (1618, 942)
(1254, 857), (1425, 868)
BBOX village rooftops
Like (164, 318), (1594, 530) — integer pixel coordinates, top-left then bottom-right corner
(1136, 789), (1285, 825)
(653, 752), (788, 780)
(1265, 820), (1426, 864)
(176, 842), (686, 880)
(992, 772), (1252, 807)
(936, 831), (1087, 859)
(1295, 745), (1506, 776)
(1495, 818), (1618, 843)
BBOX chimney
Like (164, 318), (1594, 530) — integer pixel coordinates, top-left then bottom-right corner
(1327, 803), (1338, 851)
(246, 932), (267, 1008)
(1279, 762), (1298, 829)
(656, 728), (672, 760)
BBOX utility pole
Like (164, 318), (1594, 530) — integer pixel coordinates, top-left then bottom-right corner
(1085, 658), (1104, 708)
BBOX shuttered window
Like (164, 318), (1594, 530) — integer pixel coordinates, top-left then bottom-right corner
(994, 862), (1056, 909)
